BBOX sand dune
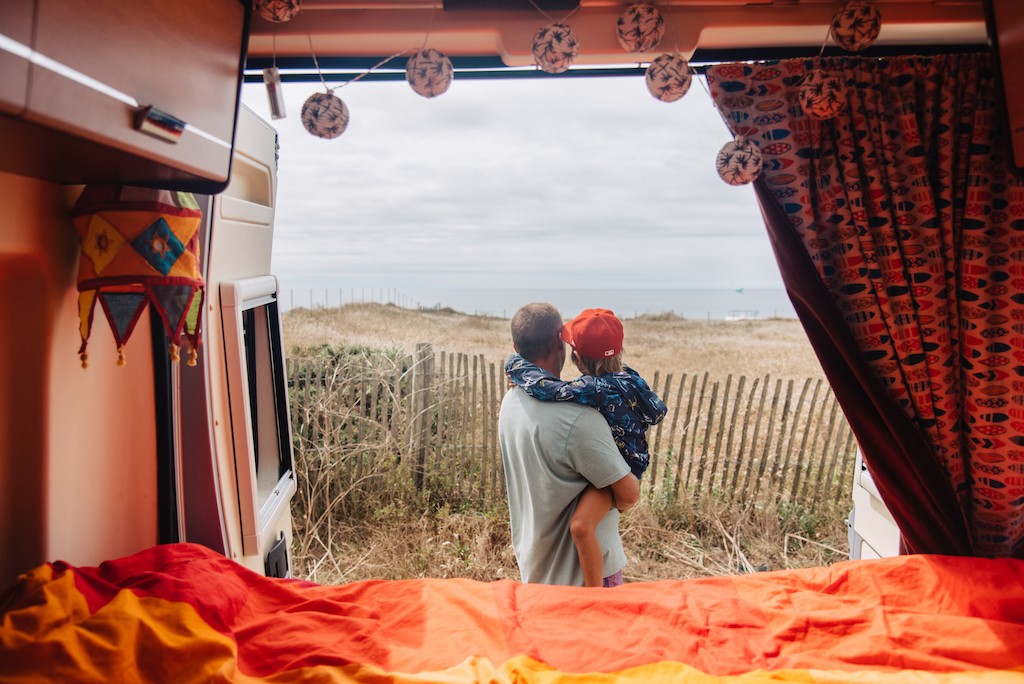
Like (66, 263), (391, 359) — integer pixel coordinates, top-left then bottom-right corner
(283, 304), (827, 382)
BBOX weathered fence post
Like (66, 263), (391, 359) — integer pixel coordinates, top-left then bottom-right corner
(683, 372), (711, 493)
(718, 374), (745, 499)
(411, 343), (433, 491)
(672, 373), (701, 502)
(648, 371), (666, 494)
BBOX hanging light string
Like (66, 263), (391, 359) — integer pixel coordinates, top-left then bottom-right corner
(702, 0), (835, 129)
(307, 33), (331, 91)
(421, 1), (438, 49)
(305, 1), (441, 92)
(813, 4), (834, 70)
(819, 25), (831, 58)
(662, 0), (681, 58)
(658, 0), (698, 94)
(527, 0), (581, 24)
(305, 33), (411, 91)
(692, 62), (738, 143)
(333, 50), (414, 90)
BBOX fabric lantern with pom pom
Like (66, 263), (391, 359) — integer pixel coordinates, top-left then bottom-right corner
(254, 0), (301, 23)
(532, 22), (579, 74)
(406, 48), (454, 98)
(645, 53), (692, 103)
(72, 185), (204, 368)
(830, 0), (881, 52)
(616, 3), (665, 53)
(301, 92), (349, 139)
(716, 137), (763, 186)
(799, 69), (846, 119)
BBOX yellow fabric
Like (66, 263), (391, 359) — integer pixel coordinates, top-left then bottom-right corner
(2, 545), (1023, 682)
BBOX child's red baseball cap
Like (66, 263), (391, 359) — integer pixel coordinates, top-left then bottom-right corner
(560, 308), (624, 359)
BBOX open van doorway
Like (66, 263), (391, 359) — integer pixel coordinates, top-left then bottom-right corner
(240, 74), (876, 582)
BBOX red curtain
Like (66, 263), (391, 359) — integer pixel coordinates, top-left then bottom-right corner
(706, 53), (1024, 558)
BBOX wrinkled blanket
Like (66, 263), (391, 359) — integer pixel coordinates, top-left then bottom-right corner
(2, 543), (1023, 682)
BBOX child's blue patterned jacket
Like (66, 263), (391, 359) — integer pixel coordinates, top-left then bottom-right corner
(504, 353), (668, 478)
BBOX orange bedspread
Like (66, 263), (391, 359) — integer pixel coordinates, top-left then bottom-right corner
(1, 543), (1023, 682)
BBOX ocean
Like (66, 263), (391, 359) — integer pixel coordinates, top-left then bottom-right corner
(279, 286), (797, 321)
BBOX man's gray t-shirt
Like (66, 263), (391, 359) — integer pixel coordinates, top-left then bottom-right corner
(498, 386), (630, 586)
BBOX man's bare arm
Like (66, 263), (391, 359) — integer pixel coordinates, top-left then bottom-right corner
(608, 472), (640, 513)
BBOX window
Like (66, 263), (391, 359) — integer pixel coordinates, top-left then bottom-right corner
(221, 276), (294, 556)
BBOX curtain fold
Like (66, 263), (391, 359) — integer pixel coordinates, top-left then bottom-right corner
(707, 53), (1024, 557)
(752, 181), (972, 556)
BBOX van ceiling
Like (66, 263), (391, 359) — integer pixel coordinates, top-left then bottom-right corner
(245, 0), (989, 81)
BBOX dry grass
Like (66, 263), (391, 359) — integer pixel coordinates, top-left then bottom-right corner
(292, 495), (848, 586)
(293, 505), (520, 585)
(283, 303), (827, 382)
(284, 304), (849, 585)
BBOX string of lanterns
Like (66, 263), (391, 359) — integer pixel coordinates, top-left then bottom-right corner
(717, 0), (881, 186)
(253, 0), (881, 186)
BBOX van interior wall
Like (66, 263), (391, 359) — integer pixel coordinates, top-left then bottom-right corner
(0, 173), (158, 585)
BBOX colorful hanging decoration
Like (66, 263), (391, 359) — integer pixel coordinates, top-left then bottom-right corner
(799, 68), (847, 119)
(616, 3), (665, 54)
(830, 0), (881, 52)
(532, 22), (580, 74)
(406, 48), (454, 98)
(645, 53), (692, 102)
(716, 136), (763, 186)
(72, 186), (204, 368)
(254, 0), (302, 23)
(301, 91), (350, 139)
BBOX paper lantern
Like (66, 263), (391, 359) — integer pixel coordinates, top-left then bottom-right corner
(532, 22), (579, 74)
(254, 0), (301, 23)
(406, 48), (454, 98)
(830, 0), (881, 52)
(72, 186), (204, 367)
(616, 3), (665, 53)
(301, 91), (350, 140)
(799, 69), (846, 119)
(716, 137), (763, 186)
(645, 53), (692, 103)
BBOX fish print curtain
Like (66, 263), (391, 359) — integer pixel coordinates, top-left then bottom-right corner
(706, 53), (1024, 557)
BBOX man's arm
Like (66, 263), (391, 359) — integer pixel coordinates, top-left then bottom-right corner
(567, 405), (634, 507)
(608, 472), (640, 513)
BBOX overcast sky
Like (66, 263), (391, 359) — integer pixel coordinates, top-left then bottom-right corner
(239, 73), (784, 294)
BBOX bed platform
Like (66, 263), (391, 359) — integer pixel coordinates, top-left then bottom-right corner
(2, 543), (1022, 682)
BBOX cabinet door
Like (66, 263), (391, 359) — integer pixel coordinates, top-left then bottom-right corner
(23, 0), (248, 189)
(0, 0), (34, 117)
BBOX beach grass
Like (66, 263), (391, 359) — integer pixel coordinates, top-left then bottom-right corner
(283, 304), (849, 584)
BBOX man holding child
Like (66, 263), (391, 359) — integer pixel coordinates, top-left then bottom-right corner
(497, 302), (643, 587)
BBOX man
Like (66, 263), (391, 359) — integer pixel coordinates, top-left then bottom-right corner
(498, 303), (640, 586)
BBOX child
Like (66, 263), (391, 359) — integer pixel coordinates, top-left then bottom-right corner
(505, 308), (667, 587)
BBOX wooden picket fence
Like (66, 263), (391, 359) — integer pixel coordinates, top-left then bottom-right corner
(286, 344), (858, 518)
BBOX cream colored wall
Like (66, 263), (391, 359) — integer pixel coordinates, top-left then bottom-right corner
(203, 107), (286, 574)
(45, 287), (157, 567)
(0, 172), (157, 586)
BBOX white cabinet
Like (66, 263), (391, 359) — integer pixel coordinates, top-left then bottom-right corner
(0, 0), (249, 191)
(0, 0), (33, 117)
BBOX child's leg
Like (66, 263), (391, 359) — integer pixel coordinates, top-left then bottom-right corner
(569, 485), (614, 587)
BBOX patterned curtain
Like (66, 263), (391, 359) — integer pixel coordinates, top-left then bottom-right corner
(706, 53), (1024, 558)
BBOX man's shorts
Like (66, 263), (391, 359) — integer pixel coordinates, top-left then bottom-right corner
(602, 571), (624, 588)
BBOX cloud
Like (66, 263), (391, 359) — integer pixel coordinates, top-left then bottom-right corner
(241, 74), (782, 293)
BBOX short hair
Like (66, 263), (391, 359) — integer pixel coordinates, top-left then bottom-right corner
(511, 303), (563, 362)
(573, 351), (624, 376)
